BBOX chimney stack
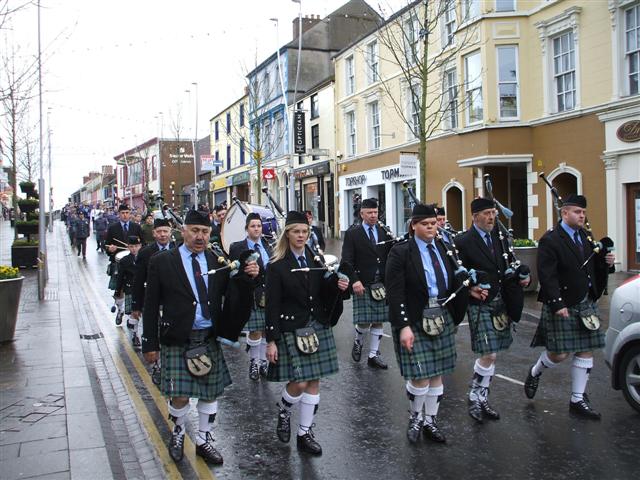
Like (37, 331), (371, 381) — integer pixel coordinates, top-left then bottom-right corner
(292, 14), (322, 39)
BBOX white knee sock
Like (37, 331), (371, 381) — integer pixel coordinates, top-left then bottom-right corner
(532, 351), (558, 377)
(259, 337), (267, 362)
(571, 356), (593, 403)
(354, 326), (365, 343)
(298, 393), (320, 436)
(470, 360), (494, 401)
(280, 387), (302, 412)
(115, 296), (124, 312)
(168, 402), (190, 435)
(246, 337), (261, 362)
(424, 385), (444, 424)
(369, 327), (384, 358)
(127, 316), (138, 330)
(406, 381), (429, 420)
(196, 400), (218, 446)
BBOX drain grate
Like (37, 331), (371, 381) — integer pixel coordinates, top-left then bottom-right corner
(80, 332), (104, 340)
(44, 288), (59, 301)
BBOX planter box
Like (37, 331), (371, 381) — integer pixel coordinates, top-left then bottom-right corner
(0, 276), (24, 342)
(514, 246), (538, 292)
(18, 201), (38, 213)
(20, 184), (35, 195)
(16, 223), (38, 235)
(11, 245), (38, 268)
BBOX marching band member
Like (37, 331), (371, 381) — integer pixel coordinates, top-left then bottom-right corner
(455, 198), (529, 424)
(266, 211), (349, 456)
(525, 194), (615, 419)
(142, 210), (259, 465)
(115, 235), (143, 348)
(435, 206), (451, 244)
(229, 212), (272, 380)
(305, 210), (325, 252)
(341, 198), (394, 369)
(386, 203), (468, 444)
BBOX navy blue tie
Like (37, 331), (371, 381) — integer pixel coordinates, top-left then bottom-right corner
(191, 253), (210, 319)
(298, 255), (307, 268)
(573, 231), (584, 258)
(427, 244), (447, 299)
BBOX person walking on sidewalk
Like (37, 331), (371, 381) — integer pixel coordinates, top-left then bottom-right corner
(341, 198), (394, 369)
(115, 235), (143, 348)
(524, 194), (615, 419)
(74, 211), (90, 259)
(142, 210), (259, 466)
(94, 213), (108, 253)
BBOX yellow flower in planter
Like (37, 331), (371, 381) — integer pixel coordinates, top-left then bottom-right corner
(0, 265), (20, 280)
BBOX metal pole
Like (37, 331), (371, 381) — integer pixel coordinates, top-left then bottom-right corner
(37, 0), (47, 298)
(47, 109), (52, 232)
(288, 0), (303, 212)
(192, 82), (198, 209)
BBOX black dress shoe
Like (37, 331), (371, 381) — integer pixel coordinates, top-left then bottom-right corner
(480, 399), (500, 420)
(569, 399), (601, 420)
(132, 334), (141, 349)
(468, 399), (484, 423)
(168, 426), (185, 462)
(406, 412), (422, 444)
(115, 312), (123, 326)
(249, 360), (260, 381)
(297, 429), (322, 455)
(351, 340), (363, 362)
(196, 433), (224, 465)
(367, 353), (388, 370)
(422, 418), (446, 443)
(524, 366), (540, 399)
(259, 360), (268, 377)
(276, 405), (291, 443)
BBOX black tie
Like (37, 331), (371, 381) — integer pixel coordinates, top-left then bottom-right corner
(298, 255), (307, 268)
(573, 231), (584, 258)
(191, 253), (211, 320)
(123, 223), (128, 236)
(368, 226), (376, 245)
(484, 233), (494, 255)
(427, 244), (447, 299)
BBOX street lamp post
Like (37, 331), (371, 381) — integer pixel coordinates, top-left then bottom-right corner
(37, 0), (47, 298)
(191, 82), (199, 209)
(47, 108), (53, 232)
(287, 0), (303, 211)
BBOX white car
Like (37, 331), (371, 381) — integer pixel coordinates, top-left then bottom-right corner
(604, 274), (640, 413)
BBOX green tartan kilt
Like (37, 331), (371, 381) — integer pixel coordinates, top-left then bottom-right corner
(468, 299), (513, 355)
(531, 303), (605, 353)
(392, 313), (457, 380)
(160, 335), (232, 401)
(124, 293), (132, 314)
(266, 325), (339, 383)
(245, 307), (265, 332)
(352, 288), (389, 325)
(108, 273), (118, 290)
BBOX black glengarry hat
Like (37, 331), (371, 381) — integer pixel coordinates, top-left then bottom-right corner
(471, 197), (495, 213)
(214, 204), (226, 213)
(562, 194), (587, 209)
(361, 198), (378, 209)
(127, 235), (141, 245)
(436, 206), (446, 216)
(245, 212), (261, 227)
(184, 209), (211, 226)
(285, 210), (309, 226)
(118, 204), (130, 211)
(411, 203), (437, 219)
(153, 218), (171, 229)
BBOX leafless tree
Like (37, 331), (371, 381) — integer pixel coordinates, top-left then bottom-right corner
(371, 0), (480, 200)
(0, 0), (32, 33)
(17, 118), (38, 182)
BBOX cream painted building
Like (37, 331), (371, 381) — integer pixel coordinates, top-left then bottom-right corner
(333, 0), (639, 270)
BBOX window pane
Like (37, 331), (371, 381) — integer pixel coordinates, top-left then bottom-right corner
(498, 47), (516, 81)
(496, 0), (514, 12)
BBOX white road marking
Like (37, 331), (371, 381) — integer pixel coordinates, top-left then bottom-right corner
(495, 373), (525, 386)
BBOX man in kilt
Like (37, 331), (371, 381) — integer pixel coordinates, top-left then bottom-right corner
(142, 209), (259, 465)
(115, 235), (143, 348)
(105, 204), (142, 325)
(229, 212), (272, 380)
(341, 198), (393, 369)
(386, 204), (469, 444)
(524, 194), (615, 419)
(455, 197), (530, 423)
(265, 211), (349, 456)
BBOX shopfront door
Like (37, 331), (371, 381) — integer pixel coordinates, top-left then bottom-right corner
(627, 183), (640, 271)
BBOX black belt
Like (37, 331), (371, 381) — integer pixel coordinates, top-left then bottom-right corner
(189, 328), (212, 344)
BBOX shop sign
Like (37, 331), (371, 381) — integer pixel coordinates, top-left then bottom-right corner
(231, 171), (250, 186)
(399, 154), (418, 177)
(345, 174), (367, 187)
(617, 120), (640, 143)
(294, 111), (306, 154)
(381, 167), (406, 181)
(294, 162), (330, 179)
(201, 155), (222, 172)
(262, 168), (276, 180)
(210, 177), (227, 191)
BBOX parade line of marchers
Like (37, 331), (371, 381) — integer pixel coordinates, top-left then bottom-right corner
(60, 186), (614, 466)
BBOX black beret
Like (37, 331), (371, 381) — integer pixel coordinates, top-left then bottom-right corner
(562, 194), (587, 209)
(153, 218), (171, 229)
(436, 206), (446, 216)
(245, 212), (261, 227)
(471, 197), (495, 213)
(118, 204), (130, 212)
(214, 204), (226, 213)
(127, 235), (141, 245)
(184, 209), (211, 227)
(285, 210), (309, 226)
(411, 203), (437, 219)
(361, 198), (378, 209)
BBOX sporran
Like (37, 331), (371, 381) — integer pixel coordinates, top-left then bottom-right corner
(184, 345), (214, 377)
(295, 326), (319, 355)
(422, 306), (445, 336)
(369, 282), (386, 302)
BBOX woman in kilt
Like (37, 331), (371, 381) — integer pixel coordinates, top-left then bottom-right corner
(386, 203), (468, 444)
(115, 235), (143, 348)
(524, 194), (615, 419)
(265, 211), (349, 456)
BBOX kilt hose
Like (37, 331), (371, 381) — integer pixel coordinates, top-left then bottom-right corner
(267, 324), (339, 383)
(352, 288), (389, 325)
(392, 312), (457, 380)
(531, 301), (605, 353)
(468, 297), (513, 355)
(160, 332), (232, 401)
(245, 307), (266, 332)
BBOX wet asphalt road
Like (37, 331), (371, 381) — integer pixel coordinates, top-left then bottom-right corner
(75, 232), (637, 480)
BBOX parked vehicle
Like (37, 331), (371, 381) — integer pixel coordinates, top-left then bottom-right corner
(604, 274), (640, 413)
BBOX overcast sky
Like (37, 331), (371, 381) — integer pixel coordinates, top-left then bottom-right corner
(4, 0), (405, 207)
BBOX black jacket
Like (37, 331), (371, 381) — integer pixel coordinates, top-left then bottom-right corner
(210, 222), (222, 246)
(141, 247), (250, 352)
(229, 237), (272, 310)
(341, 223), (393, 286)
(75, 219), (90, 239)
(537, 225), (611, 311)
(115, 253), (138, 295)
(309, 225), (326, 251)
(105, 221), (142, 261)
(265, 247), (343, 342)
(131, 242), (175, 311)
(386, 238), (468, 328)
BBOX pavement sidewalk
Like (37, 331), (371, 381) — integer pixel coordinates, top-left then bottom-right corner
(0, 219), (163, 480)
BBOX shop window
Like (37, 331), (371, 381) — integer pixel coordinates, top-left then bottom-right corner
(395, 180), (415, 235)
(346, 189), (362, 228)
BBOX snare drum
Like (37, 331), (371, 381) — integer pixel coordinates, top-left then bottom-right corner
(323, 254), (338, 267)
(115, 250), (129, 263)
(222, 202), (278, 254)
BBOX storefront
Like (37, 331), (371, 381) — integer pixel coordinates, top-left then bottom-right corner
(210, 177), (228, 207)
(599, 104), (640, 271)
(293, 161), (333, 237)
(338, 162), (419, 237)
(230, 171), (250, 203)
